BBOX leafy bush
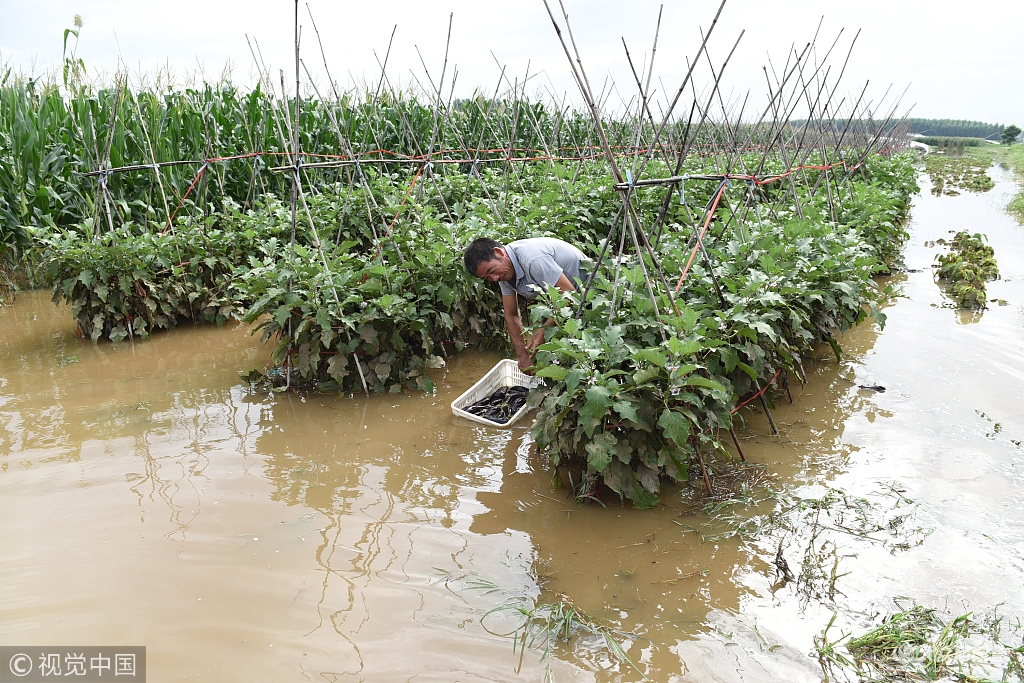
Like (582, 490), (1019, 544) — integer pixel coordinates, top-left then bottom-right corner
(235, 228), (505, 393)
(40, 199), (293, 340)
(527, 153), (916, 506)
(231, 164), (629, 392)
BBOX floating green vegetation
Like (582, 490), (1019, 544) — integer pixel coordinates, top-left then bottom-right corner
(1008, 192), (1024, 223)
(484, 595), (646, 681)
(816, 602), (1024, 683)
(434, 565), (645, 681)
(696, 483), (929, 607)
(923, 154), (995, 195)
(935, 231), (999, 310)
(985, 144), (1024, 224)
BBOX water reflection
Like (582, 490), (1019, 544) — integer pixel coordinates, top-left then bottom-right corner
(3, 159), (1024, 683)
(0, 285), (890, 681)
(955, 308), (985, 325)
(246, 372), (557, 678)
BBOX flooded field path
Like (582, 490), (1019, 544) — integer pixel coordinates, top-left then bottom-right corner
(2, 165), (1023, 682)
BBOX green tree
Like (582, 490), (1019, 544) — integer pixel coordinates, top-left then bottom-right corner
(1002, 125), (1021, 145)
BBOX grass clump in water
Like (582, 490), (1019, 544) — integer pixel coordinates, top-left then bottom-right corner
(815, 602), (1024, 682)
(1008, 192), (1024, 223)
(483, 595), (647, 681)
(438, 566), (648, 681)
(935, 231), (999, 310)
(978, 144), (1024, 225)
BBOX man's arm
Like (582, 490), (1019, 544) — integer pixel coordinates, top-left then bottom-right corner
(525, 272), (576, 353)
(502, 293), (533, 371)
(553, 272), (576, 294)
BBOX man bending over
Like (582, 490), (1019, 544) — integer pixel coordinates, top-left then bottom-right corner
(464, 236), (587, 371)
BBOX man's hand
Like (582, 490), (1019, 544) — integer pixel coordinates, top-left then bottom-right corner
(526, 327), (546, 353)
(504, 273), (577, 375)
(518, 328), (547, 372)
(517, 349), (534, 373)
(504, 293), (535, 373)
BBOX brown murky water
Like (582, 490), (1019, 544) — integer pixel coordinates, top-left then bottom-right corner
(2, 165), (1023, 682)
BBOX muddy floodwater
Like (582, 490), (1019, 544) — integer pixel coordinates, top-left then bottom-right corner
(2, 166), (1024, 682)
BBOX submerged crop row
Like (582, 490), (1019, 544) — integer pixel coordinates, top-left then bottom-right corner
(37, 149), (918, 505)
(528, 153), (917, 505)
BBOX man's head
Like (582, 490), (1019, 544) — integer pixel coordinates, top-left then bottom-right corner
(464, 237), (515, 283)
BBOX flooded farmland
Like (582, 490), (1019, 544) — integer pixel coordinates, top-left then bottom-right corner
(2, 165), (1023, 681)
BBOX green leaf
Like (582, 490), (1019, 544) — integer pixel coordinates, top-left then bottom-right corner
(827, 336), (843, 361)
(632, 347), (667, 368)
(359, 325), (378, 344)
(677, 307), (701, 332)
(632, 366), (661, 385)
(721, 347), (739, 373)
(273, 304), (292, 329)
(736, 362), (758, 381)
(667, 338), (702, 357)
(685, 375), (726, 392)
(536, 364), (568, 381)
(585, 432), (617, 473)
(564, 367), (588, 395)
(578, 385), (613, 433)
(669, 364), (698, 380)
(750, 320), (778, 341)
(658, 409), (692, 446)
(315, 307), (332, 331)
(613, 400), (639, 424)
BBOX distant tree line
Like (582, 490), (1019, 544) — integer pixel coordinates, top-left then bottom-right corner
(789, 118), (1008, 140)
(905, 119), (1005, 139)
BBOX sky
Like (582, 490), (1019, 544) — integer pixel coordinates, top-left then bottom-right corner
(0, 0), (1020, 126)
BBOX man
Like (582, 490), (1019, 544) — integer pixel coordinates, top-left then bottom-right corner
(464, 236), (587, 371)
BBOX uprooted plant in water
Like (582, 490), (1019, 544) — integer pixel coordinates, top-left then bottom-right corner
(695, 482), (930, 608)
(923, 153), (995, 195)
(816, 601), (1024, 683)
(435, 564), (647, 682)
(934, 230), (999, 310)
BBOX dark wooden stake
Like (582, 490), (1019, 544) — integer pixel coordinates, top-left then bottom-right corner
(755, 379), (780, 436)
(729, 425), (747, 462)
(692, 437), (715, 496)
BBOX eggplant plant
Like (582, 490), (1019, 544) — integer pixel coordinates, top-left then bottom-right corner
(527, 153), (916, 506)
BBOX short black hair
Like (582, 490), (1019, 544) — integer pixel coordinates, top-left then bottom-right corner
(463, 237), (503, 275)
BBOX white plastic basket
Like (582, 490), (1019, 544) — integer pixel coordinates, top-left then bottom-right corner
(451, 359), (542, 427)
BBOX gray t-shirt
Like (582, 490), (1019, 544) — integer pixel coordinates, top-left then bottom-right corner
(498, 237), (587, 299)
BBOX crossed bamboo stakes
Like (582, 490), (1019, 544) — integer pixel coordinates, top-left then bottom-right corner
(76, 1), (910, 490)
